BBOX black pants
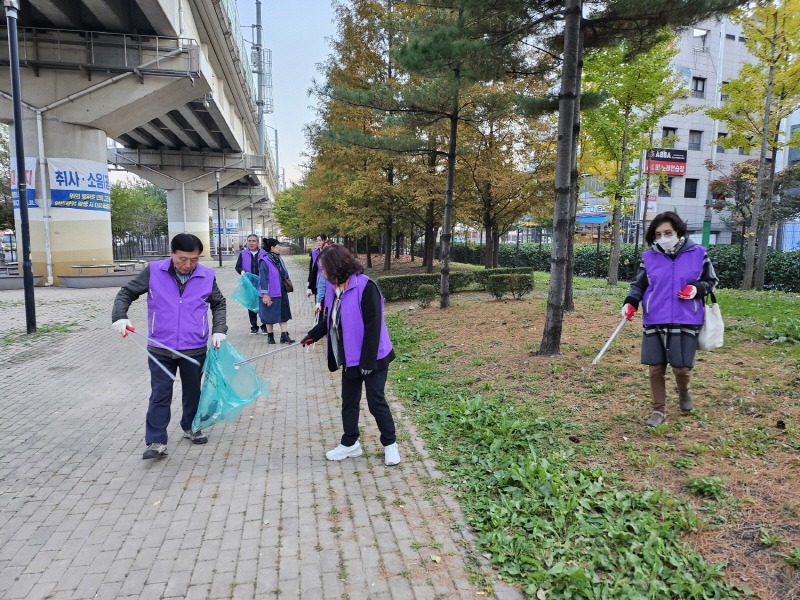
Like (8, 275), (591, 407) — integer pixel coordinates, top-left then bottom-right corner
(146, 351), (206, 444)
(247, 309), (261, 328)
(340, 367), (396, 447)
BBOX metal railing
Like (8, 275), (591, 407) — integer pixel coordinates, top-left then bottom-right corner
(218, 0), (256, 99)
(0, 28), (199, 78)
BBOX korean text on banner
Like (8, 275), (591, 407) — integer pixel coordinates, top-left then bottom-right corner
(10, 157), (38, 209)
(47, 158), (111, 211)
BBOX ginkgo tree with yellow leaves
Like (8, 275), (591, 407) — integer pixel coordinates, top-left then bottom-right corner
(706, 0), (800, 290)
(580, 35), (688, 285)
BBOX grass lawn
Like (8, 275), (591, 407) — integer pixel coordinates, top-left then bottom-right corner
(289, 252), (800, 598)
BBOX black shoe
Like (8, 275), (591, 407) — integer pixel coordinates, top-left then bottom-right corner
(260, 324), (268, 334)
(250, 326), (259, 334)
(142, 443), (167, 459)
(280, 332), (295, 344)
(267, 332), (275, 344)
(183, 429), (208, 444)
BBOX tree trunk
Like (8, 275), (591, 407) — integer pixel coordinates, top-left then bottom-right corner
(366, 234), (373, 268)
(424, 200), (435, 273)
(754, 141), (779, 289)
(564, 44), (583, 312)
(395, 231), (402, 260)
(493, 228), (500, 268)
(743, 13), (776, 291)
(439, 93), (459, 309)
(539, 0), (581, 355)
(608, 113), (630, 286)
(384, 216), (393, 271)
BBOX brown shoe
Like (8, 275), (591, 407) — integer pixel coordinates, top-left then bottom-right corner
(645, 411), (667, 428)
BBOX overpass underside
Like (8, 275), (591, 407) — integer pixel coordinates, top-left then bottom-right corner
(0, 0), (277, 284)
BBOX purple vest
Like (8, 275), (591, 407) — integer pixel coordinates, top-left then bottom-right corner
(259, 254), (282, 298)
(311, 247), (321, 266)
(240, 248), (266, 274)
(641, 245), (706, 326)
(324, 273), (393, 367)
(147, 259), (215, 350)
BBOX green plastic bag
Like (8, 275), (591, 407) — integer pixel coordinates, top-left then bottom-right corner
(231, 272), (260, 312)
(192, 340), (271, 431)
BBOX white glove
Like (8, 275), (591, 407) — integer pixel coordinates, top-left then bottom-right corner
(212, 333), (226, 349)
(314, 302), (321, 314)
(360, 369), (373, 377)
(306, 289), (313, 298)
(112, 319), (132, 337)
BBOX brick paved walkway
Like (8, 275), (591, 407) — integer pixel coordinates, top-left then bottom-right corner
(0, 257), (506, 600)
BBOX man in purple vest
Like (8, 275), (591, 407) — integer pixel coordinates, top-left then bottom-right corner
(235, 234), (268, 334)
(300, 243), (400, 466)
(112, 234), (228, 459)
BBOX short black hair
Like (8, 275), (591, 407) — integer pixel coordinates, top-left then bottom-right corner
(645, 211), (687, 245)
(171, 233), (203, 254)
(317, 234), (328, 241)
(262, 237), (279, 251)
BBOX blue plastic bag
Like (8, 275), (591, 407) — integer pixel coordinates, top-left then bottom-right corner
(192, 340), (271, 431)
(231, 272), (260, 312)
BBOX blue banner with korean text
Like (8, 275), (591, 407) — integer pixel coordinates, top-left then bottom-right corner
(10, 156), (38, 209)
(48, 158), (111, 211)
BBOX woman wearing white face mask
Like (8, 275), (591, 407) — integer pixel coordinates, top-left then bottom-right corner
(621, 211), (719, 427)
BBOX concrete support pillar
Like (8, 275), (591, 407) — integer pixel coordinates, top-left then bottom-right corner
(10, 118), (111, 284)
(166, 187), (211, 257)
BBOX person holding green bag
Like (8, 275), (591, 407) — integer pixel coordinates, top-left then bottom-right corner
(235, 234), (268, 334)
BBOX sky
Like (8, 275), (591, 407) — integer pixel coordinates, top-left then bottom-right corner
(236, 1), (337, 188)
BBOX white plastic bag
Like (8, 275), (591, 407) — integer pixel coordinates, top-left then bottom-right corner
(698, 292), (724, 351)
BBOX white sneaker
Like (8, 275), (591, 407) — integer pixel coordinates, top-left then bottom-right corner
(384, 443), (400, 466)
(325, 441), (363, 461)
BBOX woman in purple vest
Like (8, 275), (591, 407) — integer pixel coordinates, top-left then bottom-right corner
(300, 243), (400, 466)
(258, 237), (295, 344)
(621, 212), (718, 428)
(235, 234), (268, 334)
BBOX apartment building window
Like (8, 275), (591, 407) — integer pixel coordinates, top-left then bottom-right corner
(692, 77), (706, 99)
(658, 177), (673, 197)
(739, 36), (747, 42)
(720, 81), (729, 102)
(689, 130), (703, 151)
(662, 127), (677, 148)
(684, 179), (699, 198)
(717, 133), (727, 153)
(725, 34), (736, 40)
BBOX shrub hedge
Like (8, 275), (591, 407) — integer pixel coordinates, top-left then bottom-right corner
(438, 242), (799, 292)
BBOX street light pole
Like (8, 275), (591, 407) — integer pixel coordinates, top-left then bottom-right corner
(215, 172), (222, 267)
(5, 0), (36, 333)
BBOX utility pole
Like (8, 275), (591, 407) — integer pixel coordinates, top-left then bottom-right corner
(215, 172), (222, 267)
(5, 0), (36, 333)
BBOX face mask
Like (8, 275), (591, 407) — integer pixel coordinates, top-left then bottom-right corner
(657, 235), (678, 251)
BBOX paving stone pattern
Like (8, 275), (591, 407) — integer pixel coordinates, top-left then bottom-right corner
(0, 258), (496, 600)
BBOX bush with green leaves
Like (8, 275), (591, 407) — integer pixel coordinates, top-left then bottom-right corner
(376, 272), (476, 301)
(417, 284), (436, 308)
(778, 546), (800, 568)
(472, 267), (535, 289)
(487, 275), (508, 299)
(685, 476), (727, 499)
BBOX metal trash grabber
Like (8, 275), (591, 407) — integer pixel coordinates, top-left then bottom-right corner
(233, 342), (302, 368)
(126, 326), (201, 365)
(127, 330), (177, 381)
(591, 316), (628, 365)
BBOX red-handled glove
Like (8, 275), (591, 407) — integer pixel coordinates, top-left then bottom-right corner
(621, 303), (636, 321)
(300, 336), (315, 347)
(677, 285), (697, 299)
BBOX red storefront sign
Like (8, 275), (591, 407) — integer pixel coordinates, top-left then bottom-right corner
(645, 148), (687, 176)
